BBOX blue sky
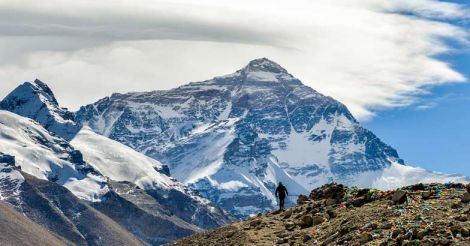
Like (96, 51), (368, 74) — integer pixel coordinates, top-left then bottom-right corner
(364, 11), (470, 176)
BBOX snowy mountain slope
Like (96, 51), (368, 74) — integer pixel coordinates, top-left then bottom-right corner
(71, 126), (173, 189)
(0, 110), (232, 244)
(76, 58), (468, 217)
(0, 79), (80, 140)
(71, 126), (233, 230)
(0, 110), (107, 201)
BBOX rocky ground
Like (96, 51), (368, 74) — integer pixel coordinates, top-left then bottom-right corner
(170, 183), (470, 246)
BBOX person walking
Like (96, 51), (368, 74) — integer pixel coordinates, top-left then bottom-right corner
(275, 182), (288, 211)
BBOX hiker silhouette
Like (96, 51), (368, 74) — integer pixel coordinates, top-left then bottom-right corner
(275, 182), (288, 210)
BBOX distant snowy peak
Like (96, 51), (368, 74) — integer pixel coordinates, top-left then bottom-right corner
(0, 79), (80, 140)
(216, 58), (298, 83)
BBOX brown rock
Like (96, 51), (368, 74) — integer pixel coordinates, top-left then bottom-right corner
(297, 215), (313, 228)
(284, 222), (295, 231)
(438, 238), (451, 246)
(391, 229), (402, 238)
(302, 233), (312, 242)
(392, 190), (407, 204)
(283, 210), (293, 219)
(326, 208), (337, 219)
(461, 192), (470, 203)
(455, 215), (467, 222)
(379, 222), (392, 229)
(461, 228), (470, 237)
(411, 183), (425, 191)
(351, 196), (367, 207)
(249, 219), (262, 228)
(421, 191), (432, 200)
(416, 230), (427, 240)
(297, 195), (308, 204)
(311, 215), (325, 226)
(359, 232), (372, 243)
(276, 238), (287, 244)
(325, 198), (338, 206)
(450, 225), (461, 236)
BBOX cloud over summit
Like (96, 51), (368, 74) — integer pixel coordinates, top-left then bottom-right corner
(0, 0), (467, 120)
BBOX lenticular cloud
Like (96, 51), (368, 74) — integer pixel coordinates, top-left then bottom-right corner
(0, 0), (467, 120)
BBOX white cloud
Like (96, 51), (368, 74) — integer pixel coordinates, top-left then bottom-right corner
(0, 0), (467, 120)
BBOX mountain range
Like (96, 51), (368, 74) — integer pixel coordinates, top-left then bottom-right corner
(0, 58), (467, 244)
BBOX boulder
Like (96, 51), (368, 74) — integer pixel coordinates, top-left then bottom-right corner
(312, 216), (325, 226)
(359, 233), (372, 243)
(297, 195), (308, 204)
(297, 215), (313, 228)
(392, 190), (407, 204)
(461, 192), (470, 203)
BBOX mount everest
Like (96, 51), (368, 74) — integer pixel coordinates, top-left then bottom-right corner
(75, 58), (468, 217)
(0, 58), (467, 244)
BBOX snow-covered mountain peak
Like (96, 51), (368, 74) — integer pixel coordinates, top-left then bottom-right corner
(243, 58), (287, 74)
(215, 58), (297, 83)
(0, 79), (80, 140)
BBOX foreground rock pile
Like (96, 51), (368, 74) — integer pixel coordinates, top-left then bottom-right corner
(170, 183), (470, 245)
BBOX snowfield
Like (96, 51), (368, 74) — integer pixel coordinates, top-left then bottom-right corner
(71, 126), (183, 192)
(0, 110), (108, 201)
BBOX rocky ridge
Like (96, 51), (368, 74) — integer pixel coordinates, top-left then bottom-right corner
(171, 183), (470, 246)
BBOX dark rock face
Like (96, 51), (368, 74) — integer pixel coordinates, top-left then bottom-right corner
(75, 58), (403, 217)
(0, 154), (15, 165)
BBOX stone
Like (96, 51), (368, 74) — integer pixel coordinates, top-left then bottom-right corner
(455, 215), (467, 222)
(421, 191), (432, 200)
(249, 219), (262, 228)
(302, 234), (312, 242)
(359, 233), (372, 243)
(450, 225), (461, 236)
(438, 238), (451, 246)
(416, 230), (428, 240)
(351, 196), (367, 207)
(461, 192), (470, 203)
(311, 216), (325, 226)
(401, 240), (413, 246)
(451, 203), (461, 209)
(283, 210), (293, 219)
(411, 183), (425, 191)
(297, 215), (313, 228)
(276, 238), (287, 244)
(379, 222), (392, 229)
(461, 228), (470, 237)
(391, 229), (402, 238)
(284, 222), (295, 231)
(325, 198), (338, 206)
(392, 190), (407, 204)
(326, 208), (337, 219)
(297, 195), (308, 204)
